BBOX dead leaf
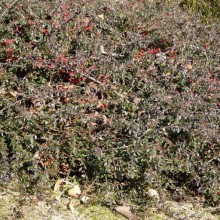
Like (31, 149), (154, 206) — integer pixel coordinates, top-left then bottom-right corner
(94, 111), (99, 116)
(115, 206), (137, 220)
(32, 151), (40, 160)
(133, 97), (141, 104)
(0, 68), (4, 77)
(185, 64), (193, 71)
(102, 115), (109, 124)
(32, 98), (44, 109)
(163, 72), (171, 76)
(83, 17), (91, 26)
(0, 87), (6, 95)
(97, 14), (104, 20)
(67, 199), (80, 212)
(100, 45), (107, 54)
(54, 179), (65, 192)
(54, 179), (65, 201)
(81, 195), (89, 203)
(88, 82), (98, 91)
(148, 25), (159, 33)
(68, 201), (74, 212)
(8, 91), (17, 97)
(147, 66), (158, 76)
(5, 91), (17, 101)
(68, 185), (81, 198)
(91, 122), (97, 126)
(109, 85), (117, 90)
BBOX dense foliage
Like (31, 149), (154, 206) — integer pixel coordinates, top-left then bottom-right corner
(0, 0), (219, 207)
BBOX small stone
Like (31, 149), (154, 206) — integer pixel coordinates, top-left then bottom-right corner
(148, 189), (159, 200)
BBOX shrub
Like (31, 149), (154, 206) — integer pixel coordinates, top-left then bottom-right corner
(0, 0), (219, 207)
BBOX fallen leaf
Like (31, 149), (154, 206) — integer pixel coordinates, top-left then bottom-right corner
(67, 199), (80, 212)
(32, 151), (40, 160)
(102, 115), (109, 124)
(6, 91), (17, 101)
(54, 179), (65, 201)
(32, 98), (44, 109)
(115, 206), (137, 220)
(88, 82), (98, 91)
(163, 72), (171, 76)
(81, 195), (89, 203)
(184, 64), (193, 71)
(0, 87), (6, 95)
(83, 17), (91, 26)
(100, 45), (107, 54)
(54, 179), (65, 192)
(133, 97), (141, 104)
(68, 185), (81, 198)
(97, 14), (104, 20)
(0, 68), (4, 76)
(67, 200), (75, 212)
(8, 91), (17, 97)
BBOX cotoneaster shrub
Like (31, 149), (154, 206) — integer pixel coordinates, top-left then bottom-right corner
(0, 0), (219, 207)
(180, 0), (220, 22)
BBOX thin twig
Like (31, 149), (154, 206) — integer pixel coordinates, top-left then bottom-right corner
(82, 73), (125, 99)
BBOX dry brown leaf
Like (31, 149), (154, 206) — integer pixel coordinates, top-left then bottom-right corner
(97, 14), (104, 20)
(7, 91), (17, 97)
(102, 115), (109, 124)
(83, 17), (91, 26)
(133, 97), (141, 104)
(115, 206), (137, 220)
(91, 122), (97, 126)
(81, 195), (89, 203)
(32, 98), (44, 109)
(67, 200), (74, 212)
(54, 179), (65, 201)
(54, 179), (65, 192)
(163, 72), (171, 76)
(0, 87), (6, 95)
(184, 64), (193, 71)
(100, 45), (107, 54)
(88, 82), (98, 91)
(68, 185), (81, 198)
(5, 91), (17, 101)
(109, 85), (117, 90)
(0, 68), (4, 77)
(32, 151), (40, 160)
(67, 199), (81, 212)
